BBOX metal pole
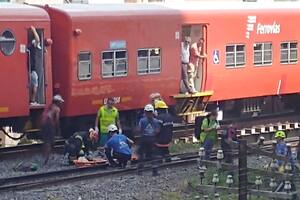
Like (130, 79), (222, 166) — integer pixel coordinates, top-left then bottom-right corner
(239, 139), (247, 200)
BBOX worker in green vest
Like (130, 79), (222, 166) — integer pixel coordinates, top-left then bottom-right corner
(95, 97), (122, 147)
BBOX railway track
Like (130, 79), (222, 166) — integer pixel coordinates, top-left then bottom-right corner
(0, 152), (199, 192)
(0, 135), (299, 193)
(1, 113), (299, 159)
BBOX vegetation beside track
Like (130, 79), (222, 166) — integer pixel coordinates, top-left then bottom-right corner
(169, 141), (199, 154)
(161, 165), (273, 200)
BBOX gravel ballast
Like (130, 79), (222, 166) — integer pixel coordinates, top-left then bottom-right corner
(1, 163), (198, 200)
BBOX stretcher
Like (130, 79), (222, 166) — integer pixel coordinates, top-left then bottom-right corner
(73, 157), (108, 168)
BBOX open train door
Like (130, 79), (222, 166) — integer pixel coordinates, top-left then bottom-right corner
(25, 27), (46, 137)
(173, 24), (212, 123)
(27, 27), (46, 106)
(181, 24), (208, 92)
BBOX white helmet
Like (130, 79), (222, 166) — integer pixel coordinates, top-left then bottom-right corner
(144, 104), (154, 112)
(107, 124), (118, 132)
(53, 94), (64, 102)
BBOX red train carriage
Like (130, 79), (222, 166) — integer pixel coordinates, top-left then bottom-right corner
(0, 3), (53, 132)
(2, 2), (300, 138)
(185, 3), (300, 117)
(45, 3), (300, 135)
(45, 4), (182, 133)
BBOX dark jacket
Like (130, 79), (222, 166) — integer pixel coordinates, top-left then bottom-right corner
(156, 111), (173, 145)
(65, 131), (93, 157)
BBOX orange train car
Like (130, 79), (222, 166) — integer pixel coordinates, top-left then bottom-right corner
(0, 3), (53, 130)
(45, 3), (300, 134)
(1, 2), (300, 136)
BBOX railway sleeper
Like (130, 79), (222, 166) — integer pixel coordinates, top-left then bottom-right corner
(238, 122), (300, 136)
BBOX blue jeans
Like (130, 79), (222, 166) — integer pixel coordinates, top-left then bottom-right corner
(203, 139), (214, 160)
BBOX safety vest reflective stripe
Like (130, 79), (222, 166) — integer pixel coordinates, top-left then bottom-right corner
(155, 143), (170, 147)
(99, 106), (118, 133)
(74, 135), (85, 148)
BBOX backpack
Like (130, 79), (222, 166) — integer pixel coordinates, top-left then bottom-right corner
(194, 116), (209, 140)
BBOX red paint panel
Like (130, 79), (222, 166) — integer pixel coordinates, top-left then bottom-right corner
(48, 5), (300, 118)
(0, 5), (52, 119)
(47, 7), (181, 117)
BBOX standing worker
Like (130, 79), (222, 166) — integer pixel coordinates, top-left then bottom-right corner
(136, 104), (160, 173)
(95, 97), (122, 147)
(199, 110), (219, 160)
(181, 36), (193, 94)
(220, 122), (238, 164)
(41, 94), (64, 164)
(274, 131), (288, 172)
(154, 100), (173, 160)
(105, 124), (134, 168)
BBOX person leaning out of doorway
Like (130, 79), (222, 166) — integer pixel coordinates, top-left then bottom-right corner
(28, 26), (42, 105)
(199, 110), (220, 160)
(181, 36), (194, 94)
(189, 37), (207, 93)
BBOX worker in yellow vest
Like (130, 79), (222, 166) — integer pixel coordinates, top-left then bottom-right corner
(95, 97), (122, 146)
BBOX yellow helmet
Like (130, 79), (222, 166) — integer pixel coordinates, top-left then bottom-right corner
(275, 131), (286, 139)
(155, 100), (168, 109)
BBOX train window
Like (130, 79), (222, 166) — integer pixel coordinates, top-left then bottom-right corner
(225, 44), (245, 67)
(102, 50), (127, 78)
(0, 30), (16, 56)
(78, 52), (92, 80)
(253, 42), (272, 66)
(280, 42), (298, 64)
(137, 48), (161, 75)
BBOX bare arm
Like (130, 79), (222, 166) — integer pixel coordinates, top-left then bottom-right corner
(127, 137), (134, 145)
(116, 115), (122, 130)
(203, 127), (214, 132)
(191, 44), (207, 59)
(53, 107), (61, 131)
(94, 115), (99, 129)
(190, 44), (201, 58)
(30, 26), (40, 44)
(155, 126), (160, 135)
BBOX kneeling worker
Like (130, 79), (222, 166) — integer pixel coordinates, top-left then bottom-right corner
(105, 124), (134, 168)
(64, 128), (99, 163)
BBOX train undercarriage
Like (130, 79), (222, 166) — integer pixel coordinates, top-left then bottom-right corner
(1, 93), (300, 147)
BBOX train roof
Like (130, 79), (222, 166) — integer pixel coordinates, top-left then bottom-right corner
(0, 3), (49, 21)
(47, 2), (300, 18)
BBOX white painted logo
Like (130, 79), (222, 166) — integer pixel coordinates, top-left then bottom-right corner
(246, 16), (281, 39)
(257, 22), (280, 35)
(246, 16), (257, 39)
(213, 50), (220, 64)
(103, 96), (121, 104)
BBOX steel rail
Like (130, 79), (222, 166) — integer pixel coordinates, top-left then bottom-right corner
(0, 153), (199, 192)
(1, 112), (299, 158)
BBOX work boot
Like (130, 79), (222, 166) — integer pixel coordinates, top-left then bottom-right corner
(137, 163), (144, 175)
(152, 166), (159, 176)
(165, 156), (172, 162)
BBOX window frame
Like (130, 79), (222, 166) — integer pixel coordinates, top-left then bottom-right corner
(77, 51), (92, 81)
(253, 42), (273, 66)
(137, 48), (161, 75)
(0, 29), (16, 56)
(101, 49), (128, 78)
(280, 41), (298, 65)
(225, 44), (246, 68)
